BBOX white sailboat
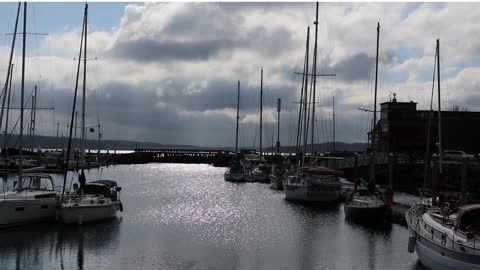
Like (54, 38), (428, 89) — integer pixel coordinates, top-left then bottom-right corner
(344, 23), (392, 224)
(0, 173), (58, 228)
(58, 3), (123, 224)
(405, 39), (480, 269)
(284, 165), (343, 202)
(0, 3), (59, 228)
(224, 81), (245, 182)
(406, 204), (480, 270)
(284, 3), (343, 203)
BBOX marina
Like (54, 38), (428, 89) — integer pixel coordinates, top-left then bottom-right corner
(0, 1), (480, 269)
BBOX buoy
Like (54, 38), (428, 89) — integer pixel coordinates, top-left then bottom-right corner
(408, 236), (416, 253)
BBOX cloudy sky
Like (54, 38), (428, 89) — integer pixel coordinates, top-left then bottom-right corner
(0, 2), (479, 148)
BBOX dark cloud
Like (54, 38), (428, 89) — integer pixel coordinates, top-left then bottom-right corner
(158, 78), (298, 113)
(109, 39), (234, 62)
(108, 2), (299, 62)
(329, 50), (395, 82)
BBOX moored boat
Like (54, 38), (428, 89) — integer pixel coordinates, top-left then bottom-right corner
(269, 164), (287, 190)
(224, 161), (245, 182)
(284, 166), (343, 203)
(59, 179), (122, 224)
(344, 187), (392, 225)
(0, 173), (58, 228)
(406, 203), (480, 270)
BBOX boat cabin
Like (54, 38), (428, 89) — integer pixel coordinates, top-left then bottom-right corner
(455, 204), (480, 237)
(83, 180), (121, 200)
(14, 174), (55, 191)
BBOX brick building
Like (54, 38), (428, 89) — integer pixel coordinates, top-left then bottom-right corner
(369, 98), (480, 155)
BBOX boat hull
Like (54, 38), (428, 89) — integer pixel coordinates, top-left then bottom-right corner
(270, 176), (283, 190)
(415, 235), (480, 270)
(224, 172), (245, 182)
(406, 205), (480, 270)
(344, 204), (391, 224)
(60, 202), (119, 224)
(284, 184), (339, 203)
(0, 199), (57, 228)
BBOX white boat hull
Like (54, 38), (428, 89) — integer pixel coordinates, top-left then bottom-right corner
(60, 201), (120, 224)
(415, 237), (480, 270)
(0, 199), (57, 228)
(284, 184), (339, 202)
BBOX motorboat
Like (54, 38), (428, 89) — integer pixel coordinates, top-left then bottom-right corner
(0, 173), (58, 228)
(406, 203), (480, 270)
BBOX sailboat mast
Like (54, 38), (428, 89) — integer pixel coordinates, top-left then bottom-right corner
(302, 27), (310, 166)
(311, 2), (319, 155)
(332, 95), (335, 152)
(0, 3), (20, 137)
(276, 98), (281, 154)
(62, 4), (86, 195)
(437, 39), (443, 173)
(235, 80), (240, 154)
(373, 22), (380, 152)
(259, 68), (263, 160)
(19, 2), (27, 184)
(296, 27), (309, 164)
(3, 64), (13, 178)
(81, 3), (88, 170)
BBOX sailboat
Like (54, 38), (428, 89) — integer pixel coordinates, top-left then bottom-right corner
(224, 81), (245, 182)
(283, 3), (343, 203)
(405, 39), (480, 270)
(0, 3), (60, 228)
(58, 3), (123, 224)
(249, 68), (271, 183)
(344, 22), (392, 224)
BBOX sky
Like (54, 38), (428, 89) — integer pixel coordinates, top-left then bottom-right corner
(1, 2), (480, 148)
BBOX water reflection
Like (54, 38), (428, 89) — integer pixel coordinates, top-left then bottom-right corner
(0, 219), (121, 270)
(0, 164), (423, 269)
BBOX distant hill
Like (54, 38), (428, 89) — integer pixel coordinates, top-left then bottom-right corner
(0, 134), (368, 152)
(0, 134), (204, 151)
(229, 142), (368, 153)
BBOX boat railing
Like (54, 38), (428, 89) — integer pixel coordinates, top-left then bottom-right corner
(354, 196), (383, 208)
(409, 204), (480, 255)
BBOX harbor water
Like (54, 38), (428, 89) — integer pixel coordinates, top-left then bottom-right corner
(0, 164), (424, 270)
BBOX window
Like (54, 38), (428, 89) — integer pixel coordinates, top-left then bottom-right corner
(18, 176), (54, 191)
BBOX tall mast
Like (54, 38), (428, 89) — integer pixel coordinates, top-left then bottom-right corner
(56, 122), (59, 150)
(373, 22), (380, 153)
(81, 3), (88, 171)
(19, 2), (27, 184)
(97, 123), (101, 162)
(332, 95), (335, 152)
(295, 27), (309, 164)
(29, 85), (36, 152)
(0, 3), (20, 137)
(311, 2), (319, 155)
(437, 39), (443, 173)
(62, 3), (86, 195)
(369, 22), (380, 189)
(259, 67), (263, 161)
(3, 64), (13, 178)
(235, 80), (240, 154)
(276, 98), (281, 154)
(302, 27), (310, 166)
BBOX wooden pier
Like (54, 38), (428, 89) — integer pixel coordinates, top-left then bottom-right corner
(113, 148), (233, 166)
